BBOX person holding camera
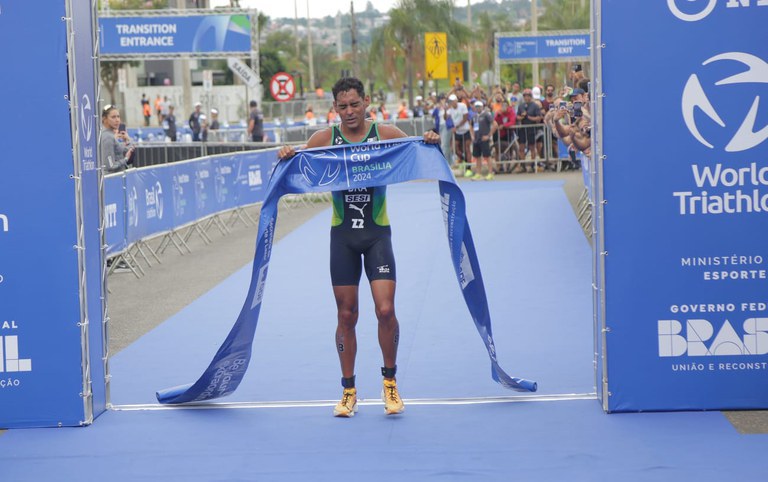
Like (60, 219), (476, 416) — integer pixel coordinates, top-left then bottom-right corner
(100, 105), (134, 173)
(551, 87), (592, 165)
(516, 89), (544, 173)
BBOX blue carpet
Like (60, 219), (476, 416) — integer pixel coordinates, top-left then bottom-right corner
(2, 181), (765, 482)
(108, 180), (594, 404)
(2, 400), (766, 482)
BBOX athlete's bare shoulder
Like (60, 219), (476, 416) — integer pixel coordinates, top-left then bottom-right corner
(376, 123), (408, 141)
(306, 127), (334, 148)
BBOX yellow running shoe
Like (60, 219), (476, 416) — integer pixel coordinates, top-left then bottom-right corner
(333, 388), (358, 417)
(485, 172), (495, 181)
(464, 169), (474, 178)
(382, 379), (405, 415)
(472, 173), (483, 181)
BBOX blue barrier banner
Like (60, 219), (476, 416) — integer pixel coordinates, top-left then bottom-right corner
(213, 156), (240, 212)
(172, 162), (199, 228)
(126, 168), (174, 242)
(156, 138), (537, 404)
(235, 151), (269, 206)
(105, 175), (127, 256)
(0, 2), (85, 428)
(194, 159), (216, 219)
(99, 15), (251, 55)
(600, 1), (768, 411)
(498, 31), (590, 62)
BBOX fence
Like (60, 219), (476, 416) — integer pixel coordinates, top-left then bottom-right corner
(130, 118), (577, 172)
(104, 148), (329, 278)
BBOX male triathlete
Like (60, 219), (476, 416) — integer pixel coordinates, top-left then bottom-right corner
(278, 77), (440, 417)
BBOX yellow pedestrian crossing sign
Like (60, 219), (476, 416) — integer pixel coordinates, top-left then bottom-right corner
(425, 32), (448, 80)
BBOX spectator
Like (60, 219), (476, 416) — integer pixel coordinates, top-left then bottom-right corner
(160, 96), (171, 124)
(431, 95), (453, 163)
(446, 93), (472, 172)
(140, 94), (151, 126)
(100, 104), (134, 173)
(199, 114), (209, 142)
(507, 82), (522, 107)
(397, 100), (409, 119)
(154, 94), (163, 125)
(209, 109), (220, 131)
(449, 77), (470, 103)
(470, 83), (487, 103)
(551, 87), (591, 167)
(412, 96), (425, 118)
(542, 84), (559, 161)
(189, 102), (202, 141)
(248, 100), (264, 142)
(570, 64), (586, 88)
(468, 100), (498, 180)
(378, 102), (390, 120)
(493, 99), (517, 169)
(163, 104), (177, 141)
(490, 90), (505, 115)
(305, 105), (317, 125)
(326, 105), (340, 124)
(315, 85), (325, 99)
(516, 88), (544, 173)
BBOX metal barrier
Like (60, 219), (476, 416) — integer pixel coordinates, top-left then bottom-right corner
(131, 142), (282, 168)
(130, 119), (580, 177)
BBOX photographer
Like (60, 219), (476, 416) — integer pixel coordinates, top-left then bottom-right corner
(516, 89), (544, 173)
(551, 87), (592, 166)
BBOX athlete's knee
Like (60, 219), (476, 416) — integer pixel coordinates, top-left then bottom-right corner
(337, 307), (358, 329)
(375, 302), (396, 324)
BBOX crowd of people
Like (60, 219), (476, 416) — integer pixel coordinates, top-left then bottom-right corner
(129, 64), (592, 171)
(382, 65), (592, 178)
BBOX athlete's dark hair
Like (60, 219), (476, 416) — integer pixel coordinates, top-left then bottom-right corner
(332, 77), (365, 101)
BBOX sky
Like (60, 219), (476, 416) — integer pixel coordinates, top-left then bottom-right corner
(210, 0), (400, 19)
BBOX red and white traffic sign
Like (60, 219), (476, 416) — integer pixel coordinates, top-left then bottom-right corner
(270, 72), (296, 102)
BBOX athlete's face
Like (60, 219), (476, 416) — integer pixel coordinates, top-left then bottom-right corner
(334, 89), (369, 130)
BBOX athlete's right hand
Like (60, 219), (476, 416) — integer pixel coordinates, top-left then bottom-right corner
(277, 145), (297, 160)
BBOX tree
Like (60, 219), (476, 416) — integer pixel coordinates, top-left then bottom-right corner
(372, 0), (472, 107)
(536, 0), (590, 86)
(475, 10), (517, 86)
(98, 0), (167, 104)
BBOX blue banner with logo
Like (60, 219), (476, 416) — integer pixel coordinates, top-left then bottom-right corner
(235, 153), (268, 205)
(156, 138), (537, 404)
(0, 2), (86, 428)
(194, 159), (216, 219)
(105, 175), (127, 256)
(599, 1), (768, 411)
(99, 15), (251, 55)
(498, 31), (590, 62)
(213, 156), (239, 211)
(171, 162), (198, 228)
(126, 169), (174, 242)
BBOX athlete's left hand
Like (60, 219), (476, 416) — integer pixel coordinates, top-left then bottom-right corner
(423, 130), (440, 144)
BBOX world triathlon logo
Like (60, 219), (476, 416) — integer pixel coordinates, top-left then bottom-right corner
(667, 0), (717, 21)
(681, 52), (768, 153)
(80, 94), (93, 142)
(297, 150), (341, 187)
(667, 0), (767, 21)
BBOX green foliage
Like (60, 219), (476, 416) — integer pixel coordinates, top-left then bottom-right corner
(102, 0), (168, 9)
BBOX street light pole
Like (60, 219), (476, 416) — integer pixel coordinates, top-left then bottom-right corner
(532, 0), (539, 87)
(307, 0), (316, 92)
